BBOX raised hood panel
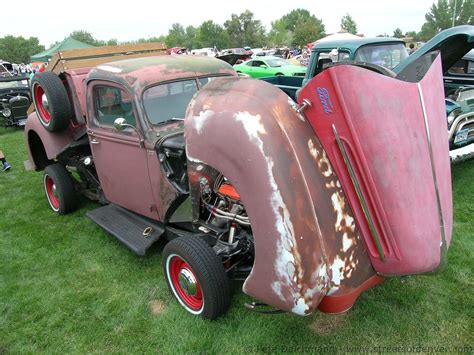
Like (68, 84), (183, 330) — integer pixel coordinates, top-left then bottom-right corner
(299, 53), (452, 275)
(394, 25), (474, 75)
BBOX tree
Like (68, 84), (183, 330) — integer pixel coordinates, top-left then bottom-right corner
(106, 39), (119, 46)
(268, 9), (325, 47)
(419, 0), (474, 40)
(268, 19), (292, 47)
(196, 20), (229, 49)
(165, 23), (187, 47)
(184, 26), (198, 49)
(393, 28), (403, 38)
(0, 35), (45, 63)
(224, 10), (266, 47)
(340, 14), (358, 34)
(69, 30), (100, 46)
(293, 20), (325, 47)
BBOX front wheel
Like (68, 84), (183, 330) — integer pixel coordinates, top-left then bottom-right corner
(43, 164), (78, 214)
(163, 236), (231, 319)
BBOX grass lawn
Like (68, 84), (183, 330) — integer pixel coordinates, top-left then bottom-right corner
(0, 128), (473, 353)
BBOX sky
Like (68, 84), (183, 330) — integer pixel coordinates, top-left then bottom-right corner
(3, 0), (436, 47)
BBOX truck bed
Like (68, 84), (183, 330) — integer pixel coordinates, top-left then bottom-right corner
(259, 75), (304, 101)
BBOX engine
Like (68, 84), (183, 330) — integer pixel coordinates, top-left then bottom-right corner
(198, 174), (254, 276)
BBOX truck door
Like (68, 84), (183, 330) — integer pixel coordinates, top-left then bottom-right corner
(86, 82), (158, 220)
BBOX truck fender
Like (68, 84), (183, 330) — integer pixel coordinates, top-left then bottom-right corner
(24, 112), (83, 170)
(185, 77), (376, 315)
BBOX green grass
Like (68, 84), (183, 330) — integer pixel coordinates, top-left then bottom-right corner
(1, 128), (473, 353)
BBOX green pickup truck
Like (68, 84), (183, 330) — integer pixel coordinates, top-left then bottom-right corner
(263, 25), (474, 163)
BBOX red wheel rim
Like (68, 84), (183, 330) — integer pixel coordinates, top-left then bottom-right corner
(45, 175), (60, 210)
(34, 84), (51, 123)
(169, 256), (203, 311)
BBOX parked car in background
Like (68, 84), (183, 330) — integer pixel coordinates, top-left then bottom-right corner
(0, 76), (30, 127)
(233, 56), (306, 78)
(0, 61), (14, 76)
(444, 49), (474, 97)
(191, 48), (218, 57)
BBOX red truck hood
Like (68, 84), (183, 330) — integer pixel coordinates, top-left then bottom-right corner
(299, 52), (452, 275)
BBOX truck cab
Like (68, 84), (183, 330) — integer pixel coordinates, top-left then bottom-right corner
(305, 37), (408, 84)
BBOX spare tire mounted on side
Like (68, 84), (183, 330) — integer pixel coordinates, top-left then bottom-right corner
(31, 72), (73, 132)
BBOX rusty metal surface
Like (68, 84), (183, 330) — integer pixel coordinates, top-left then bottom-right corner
(185, 77), (375, 315)
(299, 54), (452, 275)
(24, 112), (83, 169)
(87, 56), (235, 95)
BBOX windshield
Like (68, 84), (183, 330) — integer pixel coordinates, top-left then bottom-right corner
(266, 58), (290, 67)
(143, 76), (224, 126)
(354, 43), (409, 70)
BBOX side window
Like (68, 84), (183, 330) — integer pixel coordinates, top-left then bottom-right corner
(253, 61), (265, 67)
(338, 51), (350, 62)
(313, 52), (331, 76)
(468, 60), (474, 74)
(94, 86), (136, 127)
(246, 61), (254, 67)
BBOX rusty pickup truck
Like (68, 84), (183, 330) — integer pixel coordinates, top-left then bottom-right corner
(25, 42), (452, 319)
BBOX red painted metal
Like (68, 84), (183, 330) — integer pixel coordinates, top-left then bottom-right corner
(218, 183), (241, 200)
(169, 256), (203, 310)
(318, 275), (384, 313)
(299, 54), (452, 275)
(33, 84), (50, 123)
(45, 175), (59, 209)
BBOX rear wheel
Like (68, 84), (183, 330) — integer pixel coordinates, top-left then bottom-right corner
(163, 236), (231, 319)
(43, 164), (78, 214)
(31, 72), (72, 132)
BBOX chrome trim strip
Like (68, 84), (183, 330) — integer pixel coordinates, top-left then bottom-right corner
(332, 124), (385, 261)
(417, 83), (447, 271)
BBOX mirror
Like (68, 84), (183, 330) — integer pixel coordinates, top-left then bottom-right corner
(113, 117), (128, 131)
(260, 64), (267, 68)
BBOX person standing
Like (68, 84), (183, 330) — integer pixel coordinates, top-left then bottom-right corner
(0, 150), (11, 171)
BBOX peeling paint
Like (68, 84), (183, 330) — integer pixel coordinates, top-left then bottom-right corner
(192, 110), (215, 134)
(292, 297), (310, 316)
(308, 139), (319, 159)
(97, 65), (123, 73)
(330, 256), (345, 286)
(342, 233), (353, 252)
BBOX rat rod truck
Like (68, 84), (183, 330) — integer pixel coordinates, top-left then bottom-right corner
(25, 42), (452, 319)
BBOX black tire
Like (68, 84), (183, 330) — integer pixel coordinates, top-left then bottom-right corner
(163, 236), (231, 320)
(275, 72), (284, 76)
(31, 72), (72, 132)
(43, 164), (78, 214)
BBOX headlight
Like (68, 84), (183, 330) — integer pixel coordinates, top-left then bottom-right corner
(2, 108), (11, 117)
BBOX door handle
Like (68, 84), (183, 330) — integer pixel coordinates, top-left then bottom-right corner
(90, 138), (100, 145)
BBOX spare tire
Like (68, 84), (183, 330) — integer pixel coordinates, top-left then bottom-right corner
(31, 72), (72, 132)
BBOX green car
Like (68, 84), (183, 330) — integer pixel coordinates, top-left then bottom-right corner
(233, 56), (306, 78)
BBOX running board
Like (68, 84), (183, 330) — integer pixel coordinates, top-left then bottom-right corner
(86, 204), (164, 256)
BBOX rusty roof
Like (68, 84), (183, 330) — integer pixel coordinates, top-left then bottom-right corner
(87, 55), (236, 90)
